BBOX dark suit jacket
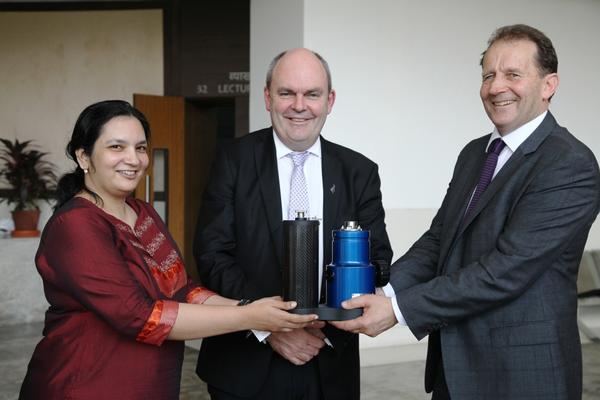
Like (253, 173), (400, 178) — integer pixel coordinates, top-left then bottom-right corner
(194, 127), (392, 399)
(390, 112), (600, 400)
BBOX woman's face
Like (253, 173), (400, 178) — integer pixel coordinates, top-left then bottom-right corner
(77, 115), (149, 201)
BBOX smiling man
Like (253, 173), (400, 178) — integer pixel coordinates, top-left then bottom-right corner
(265, 48), (334, 152)
(480, 37), (558, 135)
(193, 48), (392, 400)
(332, 24), (600, 400)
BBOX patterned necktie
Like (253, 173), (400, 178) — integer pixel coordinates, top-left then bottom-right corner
(464, 138), (506, 219)
(288, 151), (310, 220)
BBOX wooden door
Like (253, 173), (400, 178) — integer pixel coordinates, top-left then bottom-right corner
(133, 94), (186, 254)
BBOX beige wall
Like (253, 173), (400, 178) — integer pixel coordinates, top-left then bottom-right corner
(0, 10), (163, 222)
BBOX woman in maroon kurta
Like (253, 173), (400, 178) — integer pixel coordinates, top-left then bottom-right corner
(19, 100), (316, 400)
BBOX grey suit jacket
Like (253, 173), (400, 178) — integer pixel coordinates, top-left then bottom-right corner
(390, 112), (600, 399)
(194, 128), (392, 399)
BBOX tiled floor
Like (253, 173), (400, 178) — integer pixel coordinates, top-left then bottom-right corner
(3, 322), (600, 400)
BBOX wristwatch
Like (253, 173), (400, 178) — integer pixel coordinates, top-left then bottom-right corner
(237, 299), (252, 306)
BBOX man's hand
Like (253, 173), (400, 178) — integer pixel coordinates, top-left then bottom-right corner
(330, 294), (397, 337)
(267, 323), (326, 365)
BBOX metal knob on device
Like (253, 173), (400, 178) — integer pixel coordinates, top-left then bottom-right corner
(342, 221), (360, 230)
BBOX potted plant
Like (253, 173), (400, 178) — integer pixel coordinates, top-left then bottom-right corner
(0, 138), (57, 237)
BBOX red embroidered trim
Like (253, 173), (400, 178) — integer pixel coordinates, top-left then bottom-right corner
(187, 287), (216, 304)
(147, 257), (187, 297)
(136, 300), (179, 346)
(132, 211), (189, 297)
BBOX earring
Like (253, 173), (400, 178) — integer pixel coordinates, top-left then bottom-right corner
(84, 168), (89, 174)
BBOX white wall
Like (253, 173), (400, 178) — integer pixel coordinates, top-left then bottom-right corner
(251, 0), (600, 251)
(251, 0), (600, 360)
(249, 0), (304, 129)
(302, 0), (600, 207)
(0, 10), (163, 224)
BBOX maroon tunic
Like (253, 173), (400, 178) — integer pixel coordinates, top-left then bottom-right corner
(19, 197), (214, 400)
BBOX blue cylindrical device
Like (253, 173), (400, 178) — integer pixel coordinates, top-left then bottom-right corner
(326, 221), (375, 309)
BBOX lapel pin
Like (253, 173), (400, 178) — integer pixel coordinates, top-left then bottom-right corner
(330, 184), (336, 194)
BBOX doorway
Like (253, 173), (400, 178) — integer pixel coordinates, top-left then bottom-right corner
(134, 94), (238, 280)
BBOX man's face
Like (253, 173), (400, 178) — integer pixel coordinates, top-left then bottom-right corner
(480, 39), (558, 135)
(264, 49), (335, 151)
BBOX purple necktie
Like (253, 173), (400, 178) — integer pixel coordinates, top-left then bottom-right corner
(288, 151), (310, 220)
(464, 138), (506, 219)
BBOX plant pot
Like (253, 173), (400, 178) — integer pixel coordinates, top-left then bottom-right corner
(11, 209), (41, 237)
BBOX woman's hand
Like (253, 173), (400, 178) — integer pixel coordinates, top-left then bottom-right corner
(243, 296), (318, 332)
(168, 296), (319, 340)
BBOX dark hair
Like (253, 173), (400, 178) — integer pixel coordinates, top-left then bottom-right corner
(265, 49), (333, 92)
(54, 100), (151, 210)
(480, 24), (558, 76)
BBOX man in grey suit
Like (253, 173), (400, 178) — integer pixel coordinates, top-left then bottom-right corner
(333, 24), (600, 399)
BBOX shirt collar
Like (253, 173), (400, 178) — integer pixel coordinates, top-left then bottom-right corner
(273, 129), (322, 159)
(487, 111), (547, 152)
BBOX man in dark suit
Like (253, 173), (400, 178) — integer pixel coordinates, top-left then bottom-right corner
(194, 48), (392, 400)
(333, 24), (600, 399)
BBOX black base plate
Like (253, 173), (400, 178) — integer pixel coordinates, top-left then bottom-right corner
(290, 305), (363, 321)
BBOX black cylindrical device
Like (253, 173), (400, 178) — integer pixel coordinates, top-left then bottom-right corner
(282, 212), (320, 313)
